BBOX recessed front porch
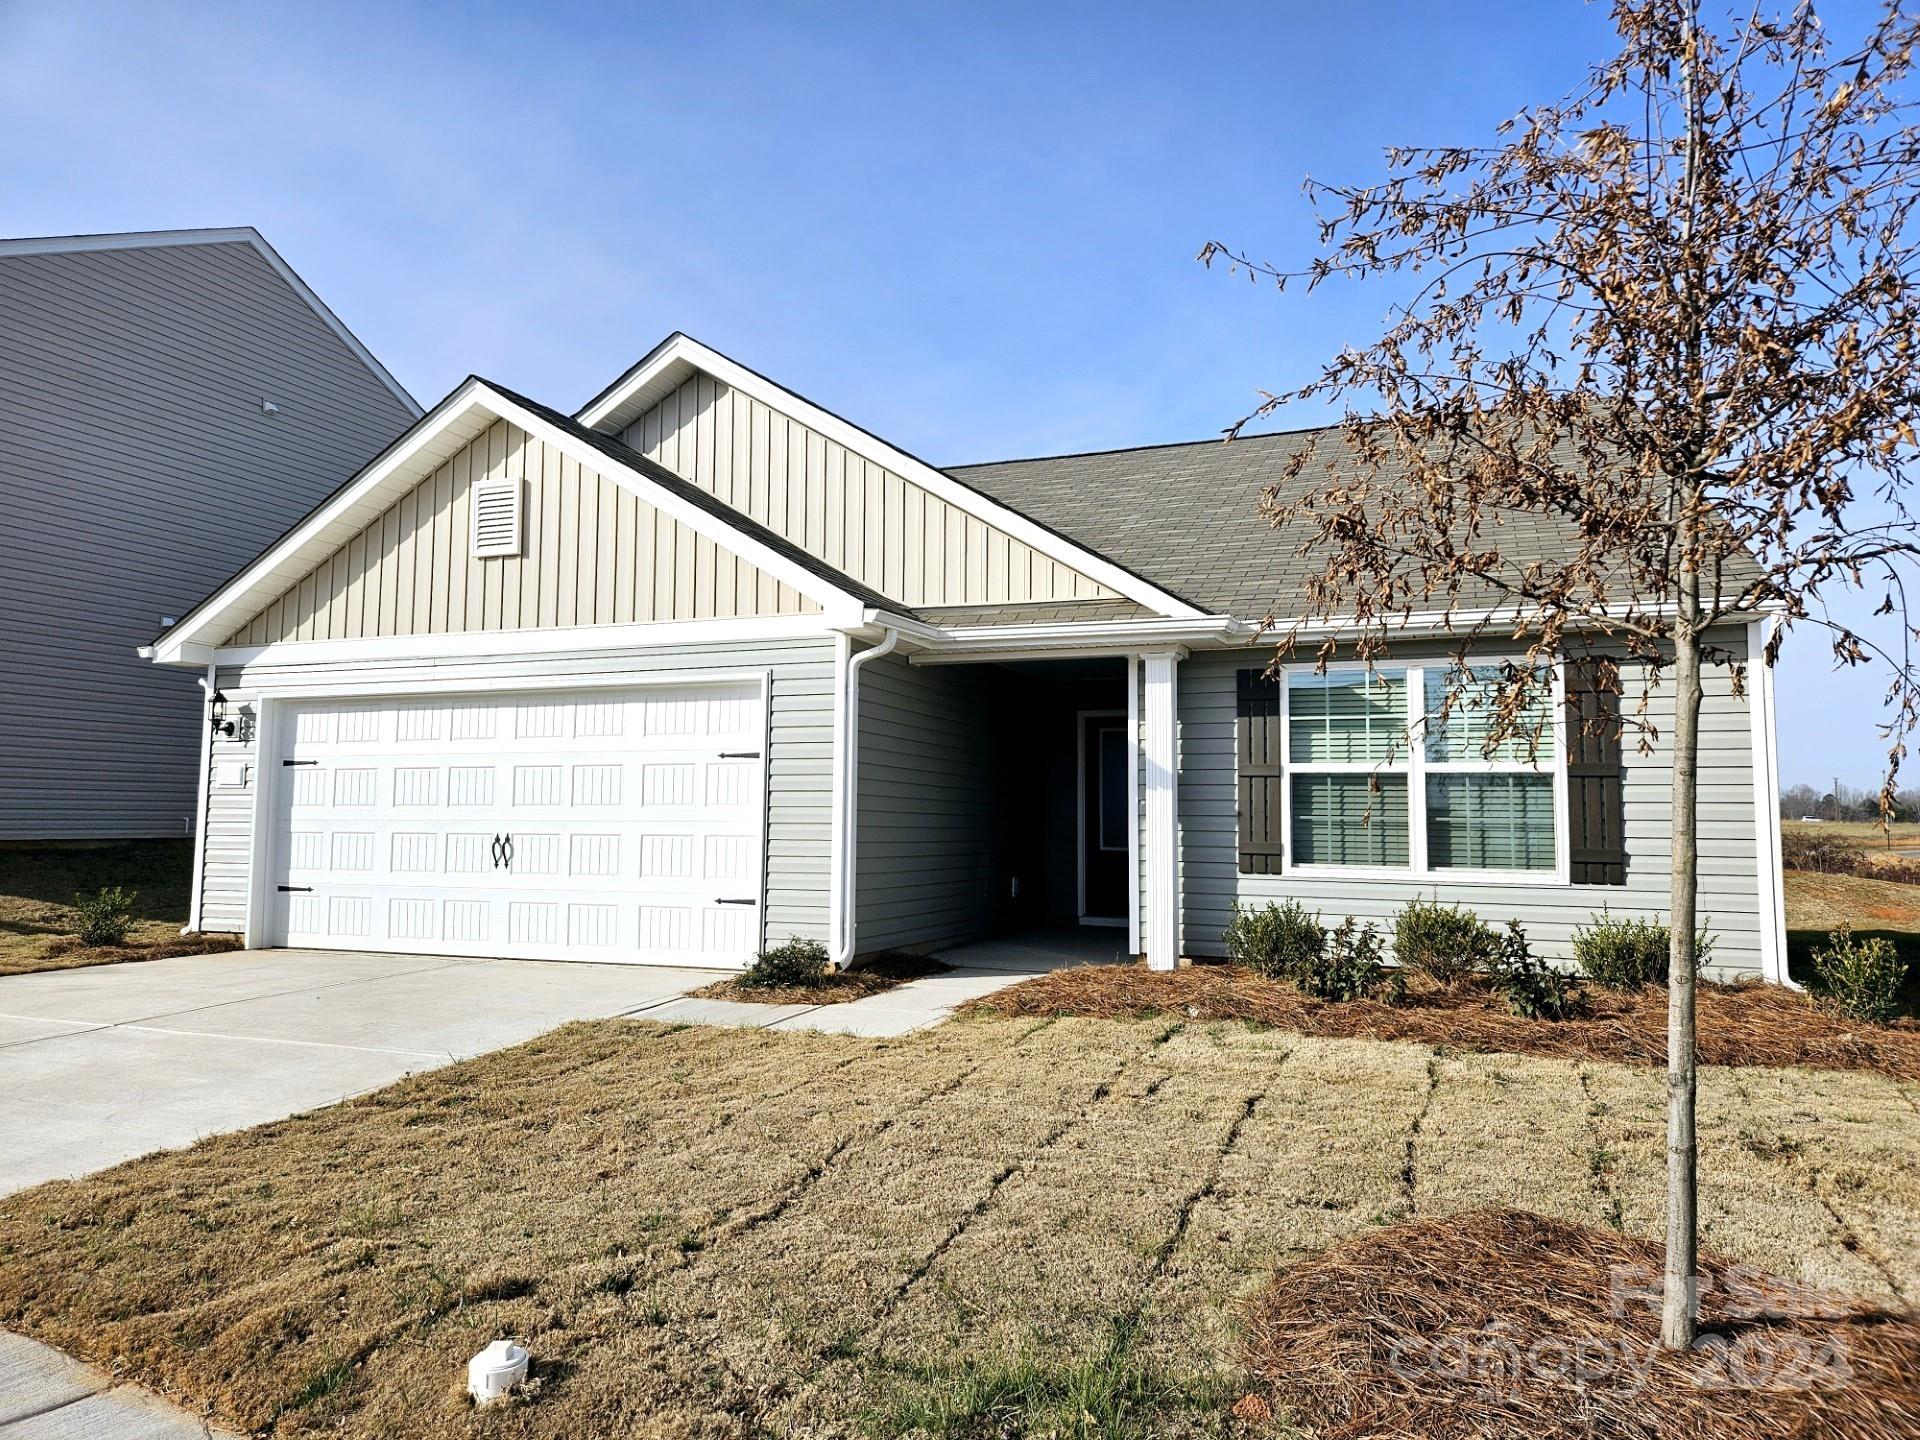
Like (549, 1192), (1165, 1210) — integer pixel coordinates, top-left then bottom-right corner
(851, 652), (1145, 962)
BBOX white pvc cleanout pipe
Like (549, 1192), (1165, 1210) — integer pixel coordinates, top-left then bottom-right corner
(831, 629), (900, 969)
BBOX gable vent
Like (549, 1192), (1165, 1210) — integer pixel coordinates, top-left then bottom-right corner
(471, 479), (524, 557)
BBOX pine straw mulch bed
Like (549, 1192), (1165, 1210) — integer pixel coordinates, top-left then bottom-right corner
(0, 930), (242, 978)
(1239, 1208), (1920, 1440)
(690, 953), (950, 1005)
(959, 962), (1920, 1081)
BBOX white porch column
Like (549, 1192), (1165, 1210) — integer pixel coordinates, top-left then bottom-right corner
(1142, 647), (1185, 971)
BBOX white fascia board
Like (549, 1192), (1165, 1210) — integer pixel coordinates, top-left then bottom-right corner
(213, 613), (842, 669)
(0, 227), (419, 416)
(153, 383), (874, 664)
(576, 334), (1209, 621)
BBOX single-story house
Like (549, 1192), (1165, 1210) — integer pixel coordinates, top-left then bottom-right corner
(0, 227), (420, 839)
(145, 334), (1787, 981)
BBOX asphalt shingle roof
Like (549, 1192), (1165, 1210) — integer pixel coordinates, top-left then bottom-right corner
(948, 429), (1677, 623)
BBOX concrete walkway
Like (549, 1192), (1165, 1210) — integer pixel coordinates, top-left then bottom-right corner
(644, 926), (1130, 1036)
(0, 1331), (240, 1438)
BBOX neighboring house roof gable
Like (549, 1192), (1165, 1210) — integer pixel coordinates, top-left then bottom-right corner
(0, 227), (420, 417)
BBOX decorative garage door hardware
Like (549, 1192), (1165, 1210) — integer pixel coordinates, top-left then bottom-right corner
(490, 834), (516, 870)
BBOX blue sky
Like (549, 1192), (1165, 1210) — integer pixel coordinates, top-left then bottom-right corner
(0, 0), (1900, 790)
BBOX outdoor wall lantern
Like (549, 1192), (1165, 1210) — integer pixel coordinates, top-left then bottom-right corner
(209, 690), (236, 738)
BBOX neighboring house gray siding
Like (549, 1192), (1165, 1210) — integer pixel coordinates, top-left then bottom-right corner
(202, 637), (835, 941)
(856, 652), (1008, 953)
(0, 233), (417, 839)
(1173, 632), (1767, 979)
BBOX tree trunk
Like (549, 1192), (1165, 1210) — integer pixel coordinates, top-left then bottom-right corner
(1662, 620), (1704, 1349)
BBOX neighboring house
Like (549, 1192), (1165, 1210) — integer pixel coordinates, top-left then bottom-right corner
(146, 333), (1788, 980)
(0, 228), (420, 839)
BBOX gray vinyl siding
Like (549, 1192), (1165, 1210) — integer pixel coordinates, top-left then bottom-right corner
(200, 637), (835, 942)
(0, 238), (417, 838)
(855, 653), (1006, 953)
(1174, 631), (1766, 979)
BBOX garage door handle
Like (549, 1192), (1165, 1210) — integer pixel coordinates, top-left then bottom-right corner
(715, 897), (758, 906)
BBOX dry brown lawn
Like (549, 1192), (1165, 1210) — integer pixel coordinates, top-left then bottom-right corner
(1782, 819), (1920, 853)
(0, 840), (204, 976)
(0, 1016), (1916, 1438)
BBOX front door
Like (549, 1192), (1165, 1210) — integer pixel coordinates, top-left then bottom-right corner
(1080, 712), (1128, 923)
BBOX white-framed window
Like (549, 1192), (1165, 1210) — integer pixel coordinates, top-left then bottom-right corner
(1279, 660), (1567, 882)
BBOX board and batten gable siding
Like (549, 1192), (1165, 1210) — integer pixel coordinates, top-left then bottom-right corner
(0, 239), (417, 838)
(225, 419), (818, 646)
(1172, 632), (1767, 979)
(196, 637), (836, 941)
(618, 373), (1117, 609)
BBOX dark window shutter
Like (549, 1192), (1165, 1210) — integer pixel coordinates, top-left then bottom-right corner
(1238, 669), (1284, 874)
(1565, 661), (1626, 885)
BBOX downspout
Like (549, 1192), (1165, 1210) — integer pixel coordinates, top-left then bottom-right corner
(831, 628), (900, 970)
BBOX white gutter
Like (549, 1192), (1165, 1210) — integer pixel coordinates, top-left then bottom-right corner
(831, 627), (901, 969)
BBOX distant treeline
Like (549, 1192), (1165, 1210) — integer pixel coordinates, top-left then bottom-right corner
(1781, 780), (1920, 822)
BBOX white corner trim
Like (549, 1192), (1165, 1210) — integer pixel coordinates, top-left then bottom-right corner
(153, 381), (874, 663)
(0, 227), (420, 416)
(184, 666), (215, 933)
(1142, 648), (1184, 970)
(828, 633), (851, 967)
(1127, 654), (1142, 957)
(575, 334), (1209, 621)
(1749, 616), (1791, 985)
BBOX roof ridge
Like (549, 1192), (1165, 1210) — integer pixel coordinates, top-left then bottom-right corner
(944, 419), (1348, 472)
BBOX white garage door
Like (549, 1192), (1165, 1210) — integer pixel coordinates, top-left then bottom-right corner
(268, 684), (765, 968)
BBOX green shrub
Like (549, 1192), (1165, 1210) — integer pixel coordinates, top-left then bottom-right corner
(1223, 900), (1324, 980)
(1294, 917), (1397, 1003)
(1810, 925), (1908, 1025)
(1572, 911), (1703, 990)
(737, 935), (831, 990)
(1392, 896), (1496, 985)
(1487, 920), (1586, 1021)
(71, 886), (137, 947)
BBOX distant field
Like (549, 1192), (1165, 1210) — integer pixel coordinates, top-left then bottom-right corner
(1782, 818), (1920, 851)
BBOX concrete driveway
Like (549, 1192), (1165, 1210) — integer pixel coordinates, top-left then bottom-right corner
(0, 949), (705, 1196)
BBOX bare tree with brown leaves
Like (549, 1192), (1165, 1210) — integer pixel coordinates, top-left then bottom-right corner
(1203, 0), (1920, 1348)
